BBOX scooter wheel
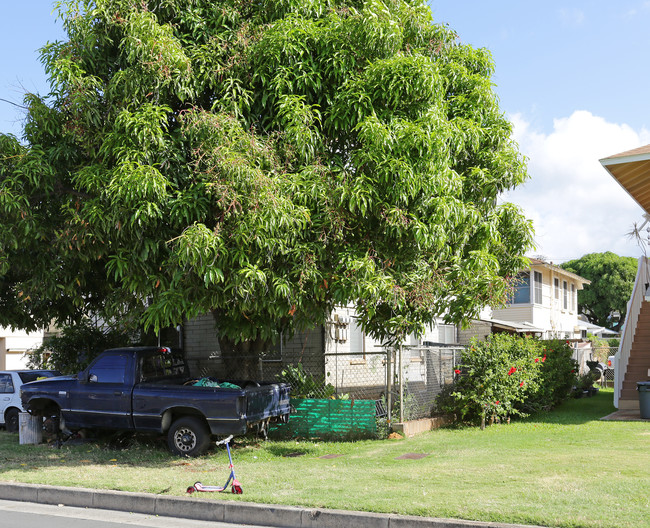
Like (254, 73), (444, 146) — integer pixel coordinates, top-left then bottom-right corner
(186, 486), (196, 494)
(232, 485), (243, 494)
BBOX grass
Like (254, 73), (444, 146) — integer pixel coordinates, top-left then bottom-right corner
(1, 389), (648, 528)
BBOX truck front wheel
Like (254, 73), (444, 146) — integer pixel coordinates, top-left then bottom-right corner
(5, 408), (19, 433)
(167, 416), (210, 457)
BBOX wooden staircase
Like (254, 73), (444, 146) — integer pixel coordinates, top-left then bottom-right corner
(619, 301), (650, 409)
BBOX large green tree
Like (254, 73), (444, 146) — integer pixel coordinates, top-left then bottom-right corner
(562, 252), (637, 331)
(0, 0), (532, 372)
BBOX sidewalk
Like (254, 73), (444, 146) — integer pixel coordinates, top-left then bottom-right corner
(0, 482), (546, 528)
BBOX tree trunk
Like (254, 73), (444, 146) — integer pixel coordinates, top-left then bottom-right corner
(218, 335), (268, 380)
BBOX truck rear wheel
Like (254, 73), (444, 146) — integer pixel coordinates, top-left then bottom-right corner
(167, 416), (210, 457)
(5, 408), (19, 433)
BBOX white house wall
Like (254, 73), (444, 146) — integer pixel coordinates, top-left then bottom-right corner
(324, 306), (386, 394)
(492, 305), (535, 325)
(323, 307), (458, 394)
(0, 327), (44, 370)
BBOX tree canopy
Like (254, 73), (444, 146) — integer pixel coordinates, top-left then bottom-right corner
(0, 0), (533, 350)
(561, 252), (637, 331)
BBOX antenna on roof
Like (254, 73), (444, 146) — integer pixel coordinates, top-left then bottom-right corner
(626, 213), (650, 257)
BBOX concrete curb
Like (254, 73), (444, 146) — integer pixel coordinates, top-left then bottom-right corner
(0, 482), (546, 528)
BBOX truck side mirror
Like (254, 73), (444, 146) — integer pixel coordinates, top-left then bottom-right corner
(89, 374), (98, 383)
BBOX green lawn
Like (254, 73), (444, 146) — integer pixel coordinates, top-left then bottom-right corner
(1, 389), (648, 528)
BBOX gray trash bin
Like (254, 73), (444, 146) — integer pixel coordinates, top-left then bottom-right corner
(638, 382), (650, 419)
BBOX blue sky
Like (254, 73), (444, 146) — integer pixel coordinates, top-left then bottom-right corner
(2, 1), (649, 262)
(432, 1), (650, 262)
(432, 1), (650, 135)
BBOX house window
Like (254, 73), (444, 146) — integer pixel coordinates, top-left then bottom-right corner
(571, 284), (576, 312)
(554, 278), (560, 300)
(533, 271), (542, 304)
(349, 317), (366, 361)
(563, 281), (568, 310)
(511, 272), (530, 304)
(439, 324), (456, 344)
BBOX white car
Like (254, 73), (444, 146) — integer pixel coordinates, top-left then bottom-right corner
(0, 370), (61, 432)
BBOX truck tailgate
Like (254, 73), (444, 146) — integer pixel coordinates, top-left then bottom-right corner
(246, 382), (291, 422)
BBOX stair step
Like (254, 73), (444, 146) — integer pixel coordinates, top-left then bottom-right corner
(618, 398), (640, 410)
(625, 363), (650, 370)
(627, 351), (650, 358)
(623, 373), (650, 380)
(627, 360), (650, 368)
(621, 383), (646, 392)
(622, 384), (650, 395)
(623, 371), (650, 379)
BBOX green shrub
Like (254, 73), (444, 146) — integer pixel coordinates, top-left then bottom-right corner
(437, 335), (579, 428)
(27, 320), (140, 374)
(574, 371), (598, 396)
(276, 363), (336, 399)
(438, 334), (542, 427)
(520, 339), (578, 412)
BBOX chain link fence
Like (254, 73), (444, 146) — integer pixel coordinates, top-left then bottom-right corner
(186, 325), (619, 435)
(570, 343), (617, 385)
(390, 345), (464, 422)
(191, 342), (463, 425)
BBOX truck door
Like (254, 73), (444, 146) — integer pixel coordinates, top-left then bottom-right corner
(67, 353), (133, 430)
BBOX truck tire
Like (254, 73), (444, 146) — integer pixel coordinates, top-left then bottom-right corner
(5, 408), (19, 433)
(167, 416), (210, 457)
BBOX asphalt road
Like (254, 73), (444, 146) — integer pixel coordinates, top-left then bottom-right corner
(0, 499), (270, 528)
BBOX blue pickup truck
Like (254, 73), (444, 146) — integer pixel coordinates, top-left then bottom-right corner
(20, 346), (290, 456)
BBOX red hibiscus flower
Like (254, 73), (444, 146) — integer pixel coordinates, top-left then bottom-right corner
(454, 369), (461, 375)
(508, 367), (517, 376)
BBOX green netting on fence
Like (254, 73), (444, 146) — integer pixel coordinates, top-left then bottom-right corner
(270, 398), (377, 439)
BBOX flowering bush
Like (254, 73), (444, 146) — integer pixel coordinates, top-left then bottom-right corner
(519, 339), (578, 412)
(438, 334), (542, 428)
(437, 335), (578, 428)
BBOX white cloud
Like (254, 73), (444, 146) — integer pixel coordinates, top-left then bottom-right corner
(625, 1), (650, 17)
(503, 111), (650, 263)
(558, 7), (585, 26)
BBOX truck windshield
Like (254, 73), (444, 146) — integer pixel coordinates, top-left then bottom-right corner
(140, 351), (186, 381)
(18, 371), (61, 383)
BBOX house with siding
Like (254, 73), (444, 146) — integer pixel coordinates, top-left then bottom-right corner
(459, 258), (590, 344)
(490, 258), (590, 340)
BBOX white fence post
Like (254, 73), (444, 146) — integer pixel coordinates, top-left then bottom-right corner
(18, 412), (42, 445)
